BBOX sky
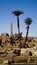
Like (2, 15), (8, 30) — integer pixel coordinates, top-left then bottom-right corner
(0, 0), (37, 37)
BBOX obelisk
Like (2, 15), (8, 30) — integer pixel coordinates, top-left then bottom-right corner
(10, 22), (13, 36)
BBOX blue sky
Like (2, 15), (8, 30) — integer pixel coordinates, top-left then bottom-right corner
(0, 0), (37, 37)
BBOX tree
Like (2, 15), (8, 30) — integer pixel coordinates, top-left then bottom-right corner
(12, 10), (23, 48)
(24, 17), (32, 48)
(12, 10), (23, 34)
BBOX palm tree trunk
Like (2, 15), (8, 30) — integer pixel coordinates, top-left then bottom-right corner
(17, 16), (20, 34)
(24, 25), (29, 48)
(17, 16), (21, 49)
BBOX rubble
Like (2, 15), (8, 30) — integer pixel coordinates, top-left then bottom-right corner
(0, 33), (37, 64)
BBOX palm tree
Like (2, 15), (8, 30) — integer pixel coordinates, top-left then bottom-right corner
(24, 17), (32, 48)
(12, 10), (23, 48)
(12, 10), (23, 34)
